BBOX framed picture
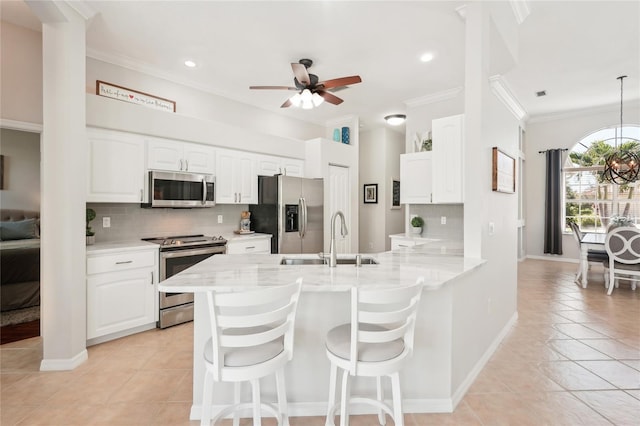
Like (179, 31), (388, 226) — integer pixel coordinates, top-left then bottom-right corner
(492, 147), (516, 193)
(391, 179), (401, 209)
(364, 183), (378, 204)
(96, 80), (176, 112)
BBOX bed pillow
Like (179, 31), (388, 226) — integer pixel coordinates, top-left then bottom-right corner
(0, 219), (38, 241)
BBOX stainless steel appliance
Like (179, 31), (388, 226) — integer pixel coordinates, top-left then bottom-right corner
(144, 171), (215, 208)
(249, 175), (323, 253)
(143, 234), (227, 328)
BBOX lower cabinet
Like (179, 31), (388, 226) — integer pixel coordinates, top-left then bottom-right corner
(390, 236), (419, 251)
(86, 246), (158, 343)
(226, 236), (272, 254)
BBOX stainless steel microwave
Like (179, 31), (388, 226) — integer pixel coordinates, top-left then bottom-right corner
(144, 171), (215, 208)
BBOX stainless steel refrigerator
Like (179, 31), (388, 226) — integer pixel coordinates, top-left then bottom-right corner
(249, 175), (324, 253)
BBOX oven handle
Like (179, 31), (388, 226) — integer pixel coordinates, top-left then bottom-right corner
(160, 246), (226, 260)
(202, 178), (207, 205)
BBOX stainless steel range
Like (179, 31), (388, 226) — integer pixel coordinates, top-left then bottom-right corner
(143, 234), (227, 328)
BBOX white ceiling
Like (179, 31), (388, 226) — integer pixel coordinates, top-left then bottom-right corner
(3, 1), (639, 131)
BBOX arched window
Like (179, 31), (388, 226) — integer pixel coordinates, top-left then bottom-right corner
(564, 125), (640, 233)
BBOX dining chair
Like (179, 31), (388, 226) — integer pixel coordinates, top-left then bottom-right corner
(200, 278), (303, 426)
(324, 278), (424, 426)
(603, 226), (640, 295)
(569, 222), (608, 284)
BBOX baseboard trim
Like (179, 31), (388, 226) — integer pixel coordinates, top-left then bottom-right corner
(450, 311), (519, 409)
(40, 349), (88, 371)
(526, 255), (577, 263)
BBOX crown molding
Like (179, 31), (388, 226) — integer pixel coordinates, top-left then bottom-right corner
(0, 119), (43, 133)
(404, 87), (464, 108)
(527, 101), (640, 124)
(488, 75), (527, 121)
(510, 0), (531, 25)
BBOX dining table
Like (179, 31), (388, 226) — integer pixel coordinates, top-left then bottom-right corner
(579, 232), (606, 288)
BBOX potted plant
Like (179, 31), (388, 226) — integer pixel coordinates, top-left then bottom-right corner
(410, 216), (424, 235)
(86, 208), (96, 245)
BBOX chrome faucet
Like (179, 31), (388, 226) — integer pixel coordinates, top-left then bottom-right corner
(329, 210), (348, 267)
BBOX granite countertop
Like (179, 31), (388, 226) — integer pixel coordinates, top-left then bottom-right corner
(158, 243), (485, 293)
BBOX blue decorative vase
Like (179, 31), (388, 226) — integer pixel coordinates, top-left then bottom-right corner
(341, 127), (350, 144)
(333, 128), (340, 142)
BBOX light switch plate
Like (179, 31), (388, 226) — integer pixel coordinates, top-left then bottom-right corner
(103, 217), (111, 228)
(217, 215), (223, 224)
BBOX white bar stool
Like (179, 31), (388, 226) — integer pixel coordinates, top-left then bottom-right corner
(324, 278), (424, 426)
(200, 278), (303, 426)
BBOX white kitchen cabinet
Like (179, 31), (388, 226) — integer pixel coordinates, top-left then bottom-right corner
(216, 148), (258, 204)
(87, 128), (145, 203)
(400, 114), (464, 204)
(400, 151), (433, 204)
(86, 246), (158, 343)
(256, 154), (304, 177)
(226, 236), (272, 254)
(390, 236), (419, 251)
(147, 137), (215, 173)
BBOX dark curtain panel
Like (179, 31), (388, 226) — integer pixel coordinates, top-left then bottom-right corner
(544, 149), (564, 254)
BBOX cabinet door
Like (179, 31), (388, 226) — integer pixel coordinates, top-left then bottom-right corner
(87, 268), (155, 339)
(400, 152), (433, 204)
(281, 158), (304, 177)
(183, 143), (215, 173)
(256, 155), (281, 176)
(432, 114), (464, 203)
(215, 149), (237, 203)
(226, 238), (271, 254)
(391, 237), (417, 251)
(87, 129), (145, 203)
(147, 138), (184, 171)
(237, 153), (257, 204)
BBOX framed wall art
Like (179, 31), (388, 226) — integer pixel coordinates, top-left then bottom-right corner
(364, 183), (378, 204)
(492, 147), (516, 193)
(391, 179), (400, 209)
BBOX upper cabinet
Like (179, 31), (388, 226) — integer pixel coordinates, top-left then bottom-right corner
(400, 114), (464, 204)
(256, 154), (304, 177)
(87, 128), (145, 203)
(216, 148), (258, 204)
(147, 137), (215, 174)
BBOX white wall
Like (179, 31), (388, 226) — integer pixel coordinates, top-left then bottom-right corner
(525, 103), (640, 260)
(0, 22), (42, 124)
(359, 127), (405, 252)
(0, 128), (41, 211)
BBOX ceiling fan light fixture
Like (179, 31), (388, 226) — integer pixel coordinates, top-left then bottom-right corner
(385, 114), (406, 126)
(290, 92), (302, 107)
(312, 92), (324, 107)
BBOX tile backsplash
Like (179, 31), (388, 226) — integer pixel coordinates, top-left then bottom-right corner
(408, 204), (463, 241)
(87, 203), (247, 242)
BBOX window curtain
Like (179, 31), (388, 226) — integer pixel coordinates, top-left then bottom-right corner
(544, 149), (564, 254)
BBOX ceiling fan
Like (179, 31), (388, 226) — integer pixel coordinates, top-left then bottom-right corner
(249, 58), (362, 108)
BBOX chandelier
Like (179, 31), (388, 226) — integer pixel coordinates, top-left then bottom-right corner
(602, 75), (640, 184)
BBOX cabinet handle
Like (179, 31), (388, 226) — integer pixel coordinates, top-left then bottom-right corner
(283, 167), (287, 176)
(150, 271), (154, 284)
(140, 189), (143, 202)
(234, 193), (237, 203)
(115, 260), (133, 265)
(245, 246), (255, 250)
(239, 193), (242, 203)
(399, 244), (409, 247)
(179, 159), (183, 170)
(185, 159), (189, 171)
(430, 193), (433, 203)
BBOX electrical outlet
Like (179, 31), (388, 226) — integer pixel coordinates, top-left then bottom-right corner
(217, 215), (223, 224)
(441, 216), (447, 225)
(102, 217), (111, 228)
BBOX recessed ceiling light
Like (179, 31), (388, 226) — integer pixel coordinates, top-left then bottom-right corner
(420, 52), (434, 63)
(184, 60), (197, 68)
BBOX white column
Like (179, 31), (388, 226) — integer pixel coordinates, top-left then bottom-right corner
(35, 1), (88, 370)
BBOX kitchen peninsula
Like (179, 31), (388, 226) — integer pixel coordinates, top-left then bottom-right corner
(159, 242), (497, 421)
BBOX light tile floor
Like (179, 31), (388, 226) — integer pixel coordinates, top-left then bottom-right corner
(1, 259), (639, 425)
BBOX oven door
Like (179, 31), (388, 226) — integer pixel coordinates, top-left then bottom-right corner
(159, 245), (225, 309)
(149, 170), (215, 208)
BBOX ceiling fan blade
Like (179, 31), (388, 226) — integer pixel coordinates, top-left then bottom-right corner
(280, 98), (292, 108)
(291, 63), (310, 86)
(249, 85), (298, 90)
(317, 75), (362, 90)
(317, 90), (343, 105)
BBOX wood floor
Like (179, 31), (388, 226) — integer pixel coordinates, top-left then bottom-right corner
(1, 259), (639, 425)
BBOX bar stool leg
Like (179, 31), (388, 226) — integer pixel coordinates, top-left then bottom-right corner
(250, 378), (262, 426)
(376, 376), (386, 425)
(276, 368), (290, 426)
(390, 373), (403, 426)
(201, 371), (213, 426)
(340, 370), (351, 426)
(233, 382), (241, 426)
(326, 362), (338, 426)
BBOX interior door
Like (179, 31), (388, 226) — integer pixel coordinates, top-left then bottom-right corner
(328, 165), (350, 254)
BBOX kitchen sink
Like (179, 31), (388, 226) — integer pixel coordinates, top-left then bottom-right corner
(280, 257), (379, 266)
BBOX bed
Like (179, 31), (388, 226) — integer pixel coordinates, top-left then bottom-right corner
(0, 209), (40, 313)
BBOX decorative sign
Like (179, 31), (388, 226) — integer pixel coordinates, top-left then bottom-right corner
(492, 147), (515, 193)
(391, 179), (401, 209)
(96, 80), (176, 112)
